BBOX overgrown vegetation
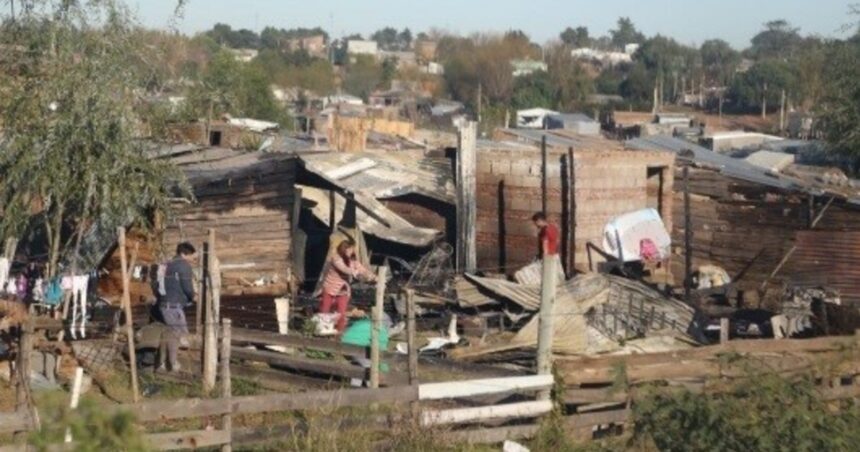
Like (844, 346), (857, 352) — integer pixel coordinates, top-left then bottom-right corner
(0, 0), (189, 276)
(31, 394), (148, 452)
(630, 372), (860, 451)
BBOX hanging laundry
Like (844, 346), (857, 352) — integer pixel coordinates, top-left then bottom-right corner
(44, 278), (64, 307)
(32, 278), (45, 303)
(68, 275), (89, 339)
(16, 274), (28, 299)
(5, 277), (17, 295)
(0, 257), (9, 292)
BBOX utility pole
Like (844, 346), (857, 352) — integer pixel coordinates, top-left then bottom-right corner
(683, 165), (693, 303)
(456, 121), (477, 273)
(476, 83), (483, 124)
(761, 82), (768, 119)
(779, 89), (786, 135)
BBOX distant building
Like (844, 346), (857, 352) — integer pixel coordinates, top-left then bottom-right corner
(545, 113), (601, 135)
(380, 50), (418, 70)
(571, 48), (632, 67)
(511, 59), (548, 77)
(624, 43), (640, 55)
(283, 34), (327, 58)
(414, 40), (438, 63)
(228, 48), (258, 63)
(347, 40), (378, 57)
(421, 61), (445, 75)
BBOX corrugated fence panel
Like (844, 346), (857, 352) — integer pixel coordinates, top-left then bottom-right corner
(787, 231), (860, 307)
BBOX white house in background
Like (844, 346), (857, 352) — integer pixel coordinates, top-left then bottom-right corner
(516, 108), (559, 129)
(702, 131), (784, 153)
(322, 94), (365, 107)
(421, 61), (445, 75)
(624, 43), (640, 55)
(511, 59), (548, 77)
(571, 48), (632, 66)
(228, 48), (258, 63)
(346, 40), (378, 56)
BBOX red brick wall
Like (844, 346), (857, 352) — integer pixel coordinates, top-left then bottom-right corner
(475, 147), (675, 275)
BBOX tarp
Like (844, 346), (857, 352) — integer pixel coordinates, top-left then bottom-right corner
(601, 208), (670, 263)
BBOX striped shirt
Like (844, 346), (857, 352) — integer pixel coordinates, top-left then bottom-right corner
(322, 255), (373, 296)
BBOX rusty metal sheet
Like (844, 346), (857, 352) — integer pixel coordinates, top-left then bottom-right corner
(788, 231), (860, 306)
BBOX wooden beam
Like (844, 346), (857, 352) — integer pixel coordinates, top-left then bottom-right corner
(683, 164), (692, 302)
(456, 120), (477, 273)
(112, 398), (231, 422)
(0, 411), (31, 435)
(220, 319), (232, 452)
(370, 266), (388, 389)
(230, 327), (372, 357)
(145, 429), (230, 451)
(418, 375), (553, 400)
(230, 347), (366, 380)
(421, 400), (552, 427)
(536, 254), (558, 400)
(229, 385), (419, 416)
(203, 231), (218, 393)
(117, 228), (140, 403)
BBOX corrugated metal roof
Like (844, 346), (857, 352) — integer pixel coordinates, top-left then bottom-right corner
(299, 185), (441, 247)
(300, 151), (455, 204)
(494, 128), (626, 152)
(628, 135), (860, 204)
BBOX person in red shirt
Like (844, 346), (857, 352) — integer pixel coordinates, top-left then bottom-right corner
(532, 212), (560, 258)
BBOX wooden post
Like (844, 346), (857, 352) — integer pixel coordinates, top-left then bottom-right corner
(779, 89), (786, 134)
(118, 227), (140, 403)
(568, 147), (576, 274)
(220, 319), (232, 452)
(64, 367), (84, 443)
(197, 248), (206, 336)
(203, 231), (218, 393)
(720, 318), (730, 344)
(541, 135), (548, 215)
(405, 288), (419, 421)
(456, 121), (477, 273)
(370, 266), (388, 389)
(15, 319), (34, 437)
(209, 229), (220, 322)
(536, 255), (558, 400)
(683, 165), (693, 303)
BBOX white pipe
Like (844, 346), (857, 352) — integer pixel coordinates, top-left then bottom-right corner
(418, 375), (554, 400)
(422, 400), (553, 426)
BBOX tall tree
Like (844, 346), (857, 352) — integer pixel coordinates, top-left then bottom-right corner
(0, 0), (187, 276)
(610, 17), (645, 48)
(748, 20), (802, 60)
(560, 26), (591, 48)
(818, 37), (860, 159)
(700, 39), (740, 86)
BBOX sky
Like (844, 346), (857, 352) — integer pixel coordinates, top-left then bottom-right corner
(134, 0), (855, 49)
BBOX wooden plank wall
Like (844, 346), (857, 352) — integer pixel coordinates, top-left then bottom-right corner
(163, 157), (296, 297)
(670, 167), (860, 307)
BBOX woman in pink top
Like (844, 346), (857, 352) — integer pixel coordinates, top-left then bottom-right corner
(320, 239), (376, 332)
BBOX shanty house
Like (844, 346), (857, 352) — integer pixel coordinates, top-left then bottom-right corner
(628, 135), (860, 307)
(478, 129), (676, 275)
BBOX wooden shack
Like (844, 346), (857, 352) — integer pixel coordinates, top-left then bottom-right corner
(99, 148), (298, 304)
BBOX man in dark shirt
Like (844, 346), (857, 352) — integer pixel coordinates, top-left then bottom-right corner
(158, 242), (197, 372)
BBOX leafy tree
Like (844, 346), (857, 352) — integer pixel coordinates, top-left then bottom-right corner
(726, 59), (797, 113)
(748, 20), (802, 60)
(610, 17), (645, 48)
(545, 45), (594, 110)
(204, 23), (260, 49)
(595, 68), (624, 95)
(620, 62), (653, 103)
(559, 26), (591, 48)
(343, 55), (384, 100)
(700, 39), (740, 85)
(818, 37), (860, 158)
(511, 71), (555, 109)
(0, 0), (187, 276)
(397, 28), (413, 50)
(187, 50), (288, 124)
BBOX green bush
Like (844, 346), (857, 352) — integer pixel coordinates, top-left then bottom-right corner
(30, 395), (148, 452)
(631, 373), (860, 452)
